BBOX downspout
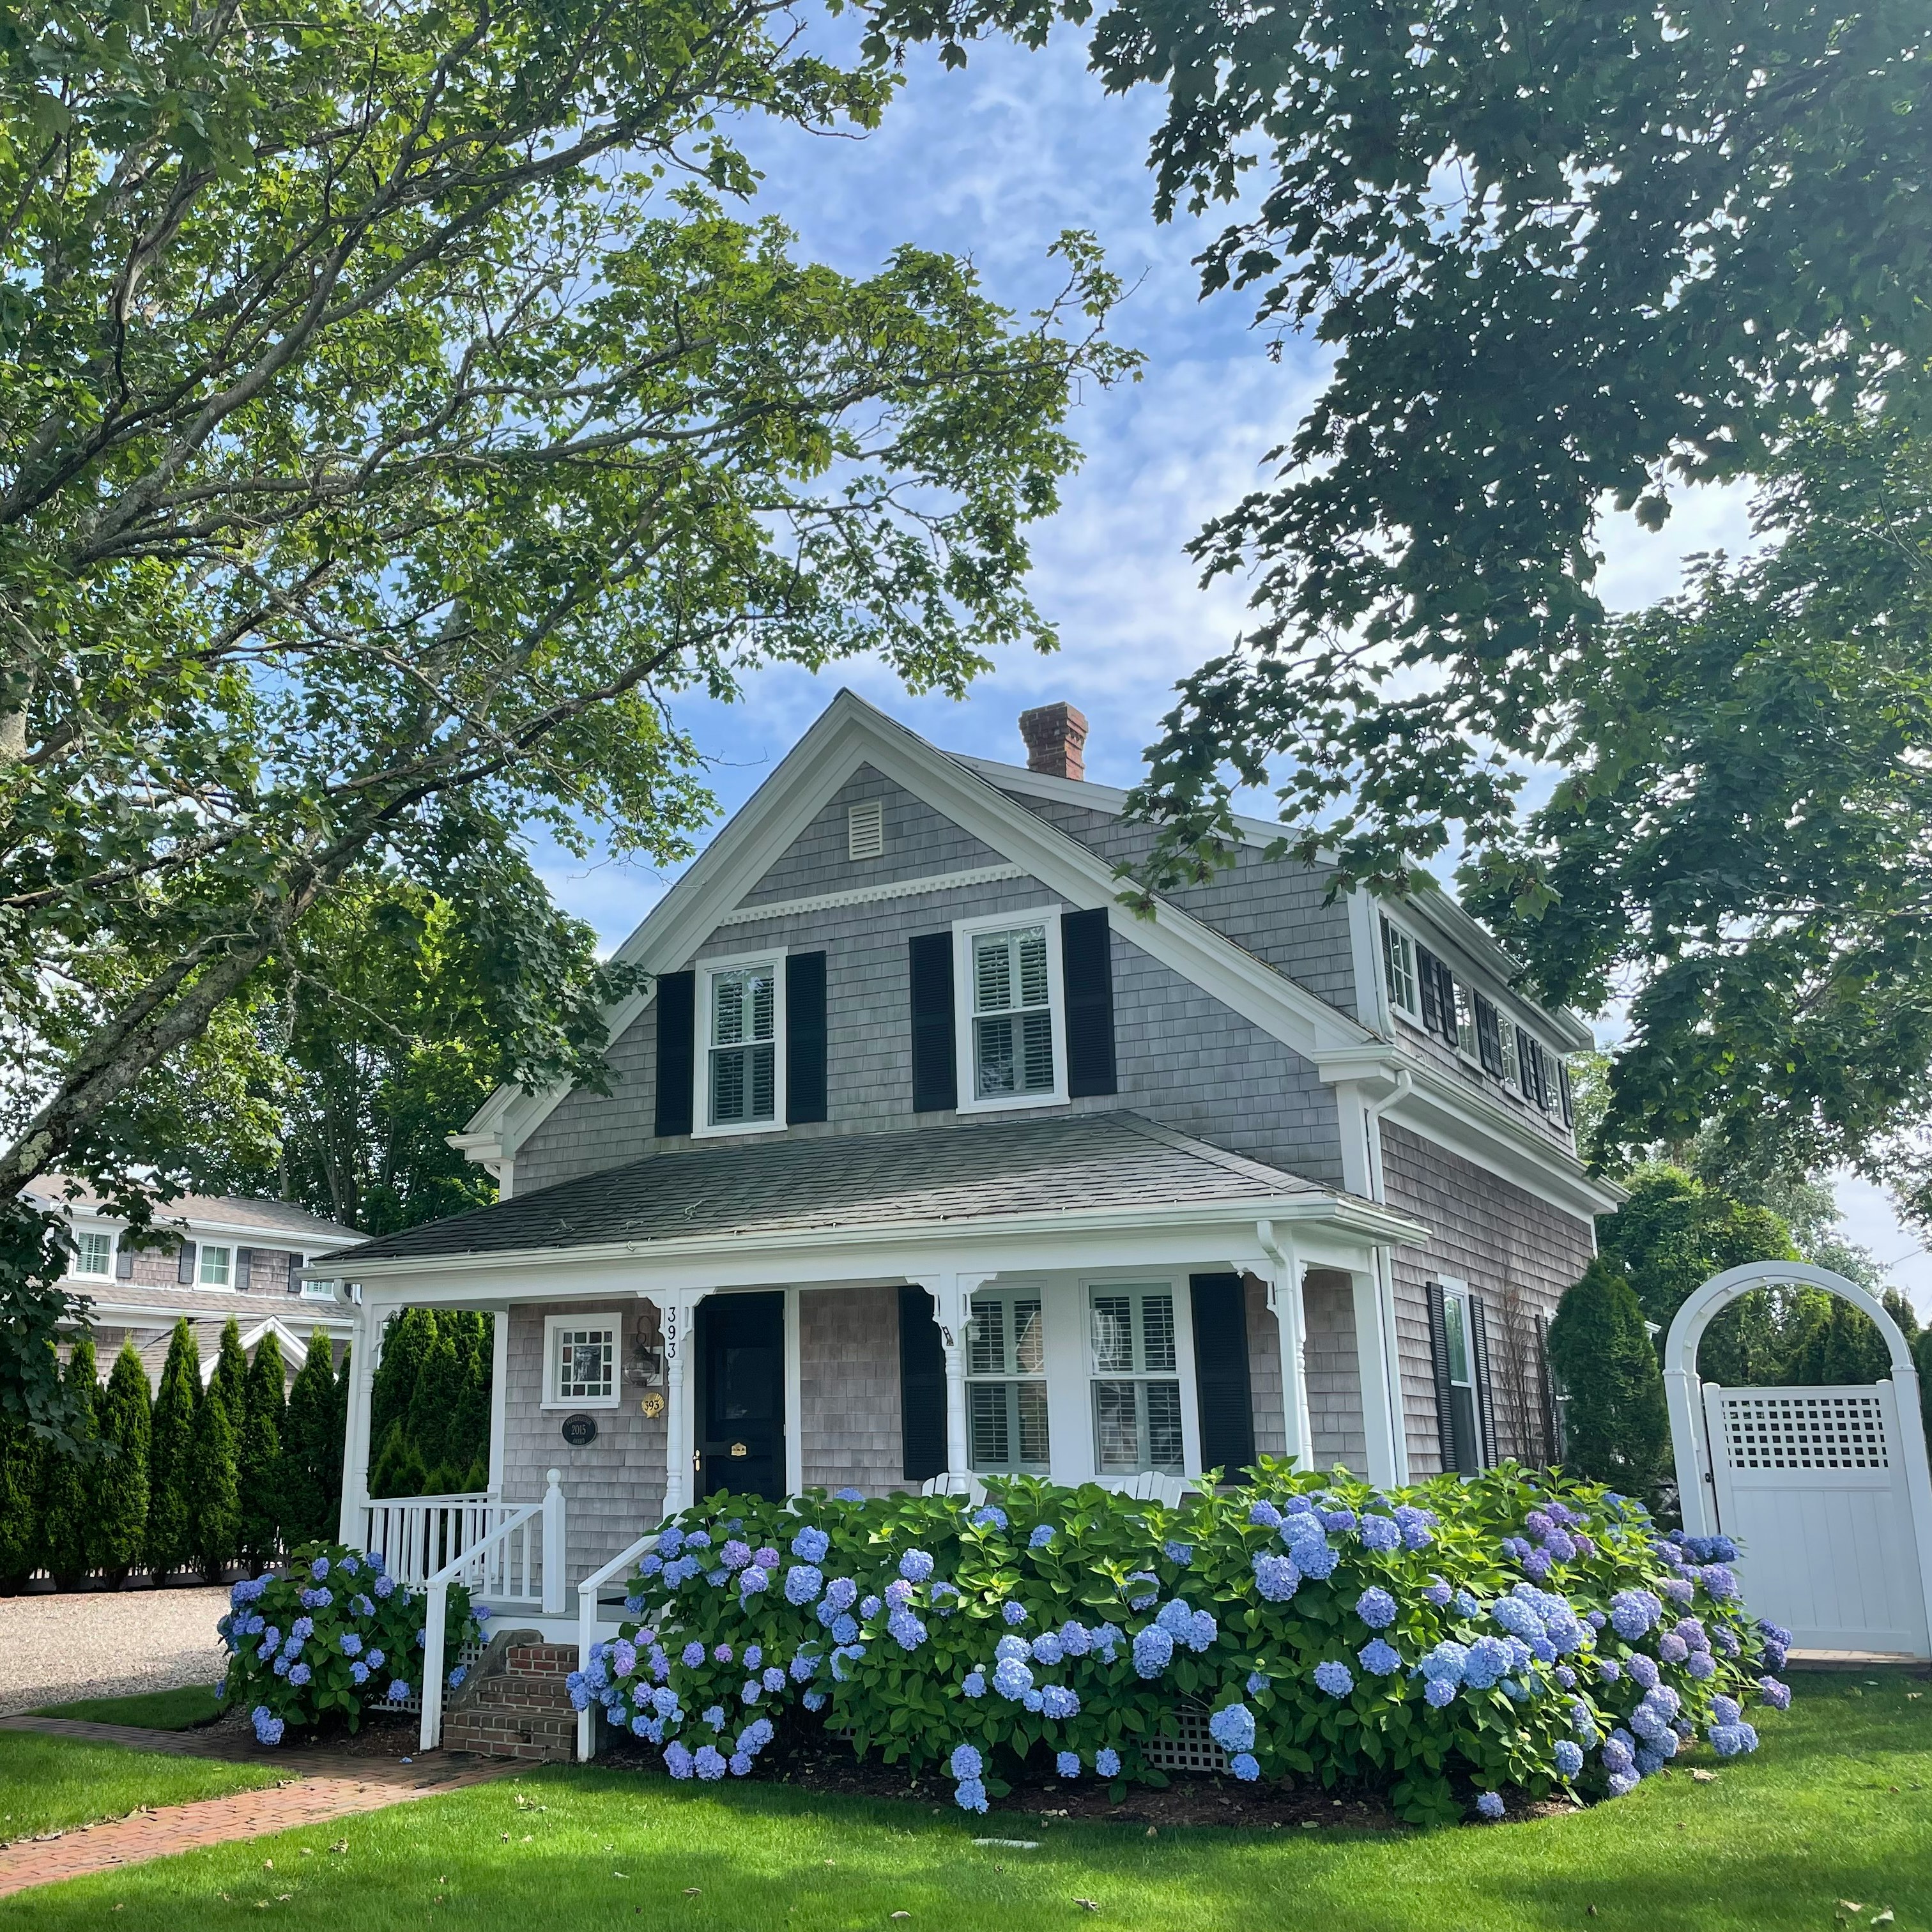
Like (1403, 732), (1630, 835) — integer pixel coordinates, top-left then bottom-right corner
(1360, 1069), (1413, 1482)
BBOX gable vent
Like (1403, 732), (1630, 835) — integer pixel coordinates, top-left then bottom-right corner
(847, 797), (885, 861)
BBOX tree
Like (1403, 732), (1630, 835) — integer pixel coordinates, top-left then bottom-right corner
(0, 1418), (36, 1591)
(369, 1310), (436, 1459)
(0, 1205), (96, 1450)
(145, 1321), (199, 1580)
(236, 1333), (286, 1574)
(185, 1374), (240, 1583)
(36, 1335), (98, 1589)
(406, 1325), (461, 1493)
(1547, 1260), (1671, 1505)
(94, 1342), (152, 1589)
(0, 0), (1133, 1393)
(281, 1335), (345, 1549)
(209, 1319), (249, 1434)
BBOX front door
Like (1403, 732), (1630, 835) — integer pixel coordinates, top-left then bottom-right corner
(696, 1291), (785, 1499)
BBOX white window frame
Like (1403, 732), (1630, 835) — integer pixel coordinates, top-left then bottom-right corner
(302, 1275), (339, 1301)
(1438, 1277), (1486, 1476)
(542, 1313), (622, 1411)
(965, 1285), (1053, 1475)
(1379, 915), (1419, 1020)
(199, 1243), (233, 1288)
(71, 1227), (115, 1280)
(1084, 1278), (1192, 1480)
(952, 905), (1068, 1114)
(692, 946), (789, 1139)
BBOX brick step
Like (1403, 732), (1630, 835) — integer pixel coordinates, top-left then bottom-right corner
(443, 1705), (576, 1763)
(441, 1637), (583, 1763)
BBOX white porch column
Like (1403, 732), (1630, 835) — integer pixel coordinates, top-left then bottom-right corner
(1255, 1222), (1313, 1473)
(661, 1292), (696, 1517)
(484, 1304), (511, 1499)
(337, 1299), (379, 1546)
(908, 1270), (997, 1478)
(1349, 1262), (1404, 1489)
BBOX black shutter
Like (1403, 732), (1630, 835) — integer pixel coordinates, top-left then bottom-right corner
(786, 951), (828, 1124)
(898, 1285), (947, 1482)
(1514, 1025), (1536, 1099)
(1417, 946), (1445, 1035)
(1557, 1058), (1574, 1126)
(1189, 1273), (1255, 1480)
(1061, 908), (1117, 1098)
(1425, 1281), (1456, 1474)
(288, 1251), (305, 1294)
(234, 1246), (253, 1292)
(115, 1241), (134, 1280)
(654, 970), (696, 1138)
(908, 933), (956, 1112)
(1469, 1295), (1500, 1469)
(1475, 994), (1505, 1078)
(176, 1240), (197, 1285)
(1528, 1039), (1551, 1111)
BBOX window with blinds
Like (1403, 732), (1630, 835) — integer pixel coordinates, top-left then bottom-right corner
(966, 1289), (1050, 1473)
(708, 962), (777, 1126)
(1089, 1284), (1184, 1475)
(971, 924), (1054, 1099)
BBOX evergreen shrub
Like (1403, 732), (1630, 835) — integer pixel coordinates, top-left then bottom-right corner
(186, 1372), (241, 1581)
(146, 1320), (199, 1577)
(586, 1463), (1790, 1825)
(1548, 1259), (1671, 1503)
(95, 1342), (153, 1587)
(38, 1335), (99, 1588)
(237, 1333), (286, 1572)
(216, 1541), (486, 1744)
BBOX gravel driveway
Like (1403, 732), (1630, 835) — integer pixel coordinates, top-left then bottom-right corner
(0, 1586), (230, 1714)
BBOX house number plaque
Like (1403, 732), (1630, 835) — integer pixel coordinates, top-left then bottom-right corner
(640, 1391), (665, 1418)
(560, 1413), (599, 1448)
(729, 1441), (749, 1458)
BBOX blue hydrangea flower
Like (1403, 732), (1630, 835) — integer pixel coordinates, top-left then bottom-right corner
(760, 1666), (785, 1693)
(1758, 1677), (1791, 1711)
(1187, 1610), (1216, 1652)
(1462, 1636), (1512, 1690)
(1355, 1587), (1397, 1630)
(739, 1566), (770, 1597)
(721, 1538), (752, 1570)
(683, 1640), (707, 1667)
(1252, 1554), (1300, 1602)
(1039, 1684), (1080, 1719)
(1209, 1704), (1256, 1754)
(388, 1678), (411, 1701)
(1095, 1748), (1121, 1777)
(1312, 1660), (1353, 1698)
(1163, 1541), (1193, 1567)
(887, 1610), (928, 1652)
(1393, 1505), (1436, 1551)
(310, 1556), (331, 1581)
(833, 1487), (864, 1502)
(1423, 1579), (1452, 1607)
(1287, 1533), (1338, 1579)
(955, 1777), (989, 1813)
(1475, 1791), (1505, 1821)
(1002, 1601), (1028, 1627)
(694, 1745), (728, 1781)
(949, 1742), (983, 1779)
(1553, 1740), (1584, 1778)
(292, 1617), (314, 1642)
(286, 1662), (311, 1687)
(970, 1506), (1008, 1530)
(1057, 1751), (1081, 1777)
(349, 1660), (370, 1685)
(993, 1657), (1034, 1699)
(1609, 1589), (1662, 1639)
(1319, 1506), (1357, 1533)
(373, 1575), (395, 1600)
(785, 1565), (823, 1606)
(791, 1526), (830, 1563)
(1709, 1722), (1758, 1758)
(664, 1742), (695, 1779)
(804, 1690), (827, 1712)
(899, 1549), (935, 1583)
(962, 1669), (986, 1698)
(339, 1632), (363, 1657)
(1627, 1652), (1659, 1691)
(1359, 1638), (1402, 1676)
(1131, 1627), (1174, 1678)
(252, 1707), (285, 1746)
(1423, 1677), (1457, 1708)
(1230, 1753), (1260, 1782)
(830, 1614), (859, 1645)
(1248, 1501), (1284, 1529)
(1059, 1621), (1092, 1657)
(1028, 1525), (1055, 1550)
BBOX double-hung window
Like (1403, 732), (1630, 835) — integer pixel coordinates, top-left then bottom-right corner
(954, 910), (1065, 1110)
(1380, 916), (1418, 1017)
(72, 1230), (113, 1278)
(1439, 1286), (1482, 1475)
(700, 955), (783, 1131)
(1089, 1283), (1184, 1475)
(199, 1244), (232, 1287)
(545, 1315), (619, 1409)
(966, 1289), (1050, 1473)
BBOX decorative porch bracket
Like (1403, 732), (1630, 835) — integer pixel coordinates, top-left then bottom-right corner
(907, 1268), (999, 1479)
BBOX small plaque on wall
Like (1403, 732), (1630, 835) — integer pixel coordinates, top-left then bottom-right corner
(560, 1413), (599, 1448)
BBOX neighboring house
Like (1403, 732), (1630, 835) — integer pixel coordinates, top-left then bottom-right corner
(328, 691), (1616, 1614)
(30, 1176), (363, 1391)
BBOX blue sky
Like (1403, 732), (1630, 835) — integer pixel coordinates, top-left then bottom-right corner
(529, 21), (1928, 1309)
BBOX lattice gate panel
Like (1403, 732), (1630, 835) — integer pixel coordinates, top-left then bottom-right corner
(1715, 1390), (1891, 1473)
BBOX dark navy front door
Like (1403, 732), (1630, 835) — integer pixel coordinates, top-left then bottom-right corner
(696, 1292), (785, 1499)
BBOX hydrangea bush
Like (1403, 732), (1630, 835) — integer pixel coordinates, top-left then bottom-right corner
(575, 1462), (1790, 1823)
(216, 1541), (487, 1745)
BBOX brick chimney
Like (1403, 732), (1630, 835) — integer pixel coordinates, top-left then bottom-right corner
(1018, 702), (1088, 781)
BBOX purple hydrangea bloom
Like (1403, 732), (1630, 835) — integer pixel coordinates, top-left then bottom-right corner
(721, 1538), (752, 1571)
(1312, 1660), (1354, 1698)
(739, 1566), (770, 1597)
(1758, 1678), (1792, 1711)
(1658, 1632), (1689, 1664)
(1685, 1652), (1716, 1681)
(1610, 1590), (1662, 1639)
(1627, 1653), (1659, 1691)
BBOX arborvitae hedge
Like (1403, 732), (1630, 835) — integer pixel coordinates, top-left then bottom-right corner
(281, 1331), (343, 1547)
(210, 1317), (249, 1431)
(237, 1331), (286, 1573)
(186, 1370), (240, 1582)
(1549, 1259), (1671, 1503)
(368, 1310), (491, 1498)
(146, 1319), (200, 1579)
(95, 1342), (153, 1586)
(38, 1334), (99, 1588)
(0, 1414), (38, 1591)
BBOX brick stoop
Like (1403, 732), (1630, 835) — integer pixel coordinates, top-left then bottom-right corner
(441, 1634), (579, 1763)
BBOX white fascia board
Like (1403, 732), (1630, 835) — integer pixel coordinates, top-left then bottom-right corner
(962, 755), (1595, 1054)
(343, 1192), (1429, 1307)
(475, 691), (1379, 1160)
(81, 1297), (355, 1334)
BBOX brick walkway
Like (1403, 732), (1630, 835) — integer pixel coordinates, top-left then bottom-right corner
(0, 1717), (514, 1897)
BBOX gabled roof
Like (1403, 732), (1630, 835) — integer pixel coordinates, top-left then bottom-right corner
(464, 689), (1384, 1167)
(350, 1112), (1354, 1266)
(29, 1176), (361, 1244)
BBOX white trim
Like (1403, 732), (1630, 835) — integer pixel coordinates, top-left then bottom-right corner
(953, 905), (1068, 1114)
(486, 1307), (510, 1496)
(692, 946), (789, 1139)
(716, 863), (1025, 928)
(783, 1285), (804, 1496)
(1077, 1273), (1200, 1485)
(68, 1227), (116, 1280)
(542, 1312), (622, 1410)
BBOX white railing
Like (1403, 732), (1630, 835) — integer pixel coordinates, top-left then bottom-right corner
(575, 1528), (661, 1762)
(362, 1492), (495, 1591)
(416, 1470), (566, 1751)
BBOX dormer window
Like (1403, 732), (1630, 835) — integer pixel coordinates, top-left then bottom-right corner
(1380, 917), (1418, 1018)
(953, 909), (1067, 1110)
(694, 951), (788, 1135)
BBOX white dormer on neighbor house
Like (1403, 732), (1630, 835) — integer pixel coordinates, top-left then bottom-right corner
(321, 690), (1614, 1655)
(31, 1177), (363, 1390)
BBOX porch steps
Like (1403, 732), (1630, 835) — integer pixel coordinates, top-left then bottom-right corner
(442, 1637), (578, 1763)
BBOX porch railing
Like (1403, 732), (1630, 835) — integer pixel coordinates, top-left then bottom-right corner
(576, 1528), (661, 1762)
(414, 1470), (566, 1751)
(362, 1492), (498, 1591)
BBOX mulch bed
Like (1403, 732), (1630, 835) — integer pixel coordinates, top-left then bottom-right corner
(202, 1704), (431, 1765)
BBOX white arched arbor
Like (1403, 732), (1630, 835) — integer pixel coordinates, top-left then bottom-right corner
(1664, 1261), (1932, 1659)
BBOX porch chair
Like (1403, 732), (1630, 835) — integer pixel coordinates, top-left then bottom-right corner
(918, 1471), (989, 1505)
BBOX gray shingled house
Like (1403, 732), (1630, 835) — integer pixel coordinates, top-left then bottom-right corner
(328, 691), (1611, 1666)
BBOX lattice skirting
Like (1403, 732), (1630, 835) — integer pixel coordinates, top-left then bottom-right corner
(1139, 1705), (1228, 1774)
(380, 1639), (486, 1716)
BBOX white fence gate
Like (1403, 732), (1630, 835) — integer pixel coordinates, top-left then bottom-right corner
(1664, 1262), (1932, 1660)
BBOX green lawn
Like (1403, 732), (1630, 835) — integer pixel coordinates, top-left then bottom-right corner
(0, 1731), (284, 1846)
(33, 1685), (225, 1730)
(7, 1671), (1928, 1929)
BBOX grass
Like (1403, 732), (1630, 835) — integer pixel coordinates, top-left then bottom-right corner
(6, 1671), (1929, 1930)
(0, 1731), (284, 1846)
(33, 1685), (226, 1730)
